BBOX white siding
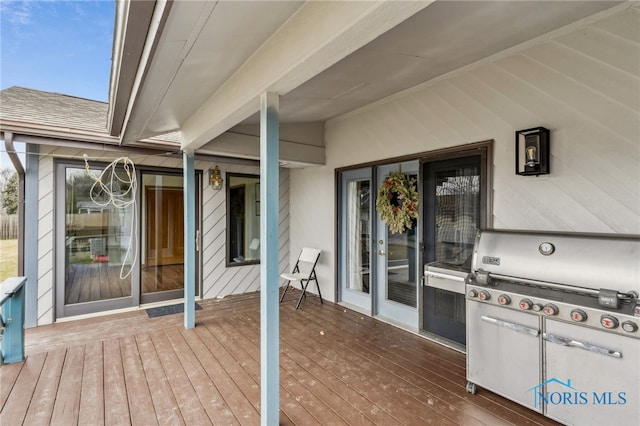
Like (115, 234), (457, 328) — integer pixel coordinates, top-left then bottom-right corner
(35, 146), (289, 324)
(201, 164), (290, 299)
(290, 5), (640, 302)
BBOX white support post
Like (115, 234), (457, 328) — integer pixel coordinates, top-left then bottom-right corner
(183, 151), (196, 329)
(260, 92), (279, 425)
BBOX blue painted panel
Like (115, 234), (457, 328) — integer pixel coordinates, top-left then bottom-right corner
(183, 152), (196, 329)
(1, 277), (27, 364)
(260, 92), (280, 425)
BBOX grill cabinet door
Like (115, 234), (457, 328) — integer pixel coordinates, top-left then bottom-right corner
(467, 301), (542, 411)
(544, 319), (640, 426)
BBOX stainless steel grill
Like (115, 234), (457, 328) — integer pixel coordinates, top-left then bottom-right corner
(465, 230), (640, 426)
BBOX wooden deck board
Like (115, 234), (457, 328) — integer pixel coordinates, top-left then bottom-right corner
(50, 345), (84, 425)
(2, 290), (560, 425)
(149, 329), (212, 425)
(0, 351), (47, 425)
(0, 360), (23, 409)
(120, 335), (158, 426)
(103, 338), (131, 425)
(134, 333), (184, 426)
(165, 328), (243, 425)
(78, 341), (105, 425)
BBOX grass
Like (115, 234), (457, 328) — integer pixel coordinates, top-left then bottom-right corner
(0, 239), (18, 281)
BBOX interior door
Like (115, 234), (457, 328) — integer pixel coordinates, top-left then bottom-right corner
(375, 161), (419, 327)
(146, 187), (184, 266)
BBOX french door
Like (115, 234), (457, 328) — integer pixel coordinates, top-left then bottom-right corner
(374, 161), (419, 327)
(338, 161), (419, 329)
(338, 168), (372, 311)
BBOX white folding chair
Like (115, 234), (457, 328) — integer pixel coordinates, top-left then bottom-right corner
(279, 247), (322, 309)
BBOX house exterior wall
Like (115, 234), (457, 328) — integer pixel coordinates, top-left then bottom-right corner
(289, 5), (640, 303)
(33, 145), (290, 325)
(201, 163), (290, 299)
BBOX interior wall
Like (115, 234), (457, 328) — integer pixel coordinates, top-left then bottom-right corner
(289, 5), (640, 303)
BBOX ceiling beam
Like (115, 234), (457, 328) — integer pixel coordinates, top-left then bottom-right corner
(180, 0), (432, 152)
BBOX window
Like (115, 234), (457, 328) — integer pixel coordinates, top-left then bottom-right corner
(226, 173), (260, 266)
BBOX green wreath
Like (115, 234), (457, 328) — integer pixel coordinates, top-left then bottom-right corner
(376, 171), (419, 234)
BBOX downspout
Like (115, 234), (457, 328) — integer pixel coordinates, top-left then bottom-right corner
(3, 132), (25, 276)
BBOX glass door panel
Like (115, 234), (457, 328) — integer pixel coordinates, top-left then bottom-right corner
(56, 164), (136, 317)
(141, 173), (185, 302)
(338, 168), (372, 311)
(375, 161), (419, 327)
(424, 156), (480, 266)
(423, 155), (481, 345)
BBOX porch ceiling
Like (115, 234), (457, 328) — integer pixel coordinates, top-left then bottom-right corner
(112, 1), (621, 157)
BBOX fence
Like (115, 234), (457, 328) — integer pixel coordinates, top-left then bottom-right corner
(0, 215), (18, 240)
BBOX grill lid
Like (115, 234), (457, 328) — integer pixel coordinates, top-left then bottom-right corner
(471, 230), (640, 295)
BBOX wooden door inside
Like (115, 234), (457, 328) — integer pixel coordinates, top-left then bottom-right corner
(146, 187), (184, 266)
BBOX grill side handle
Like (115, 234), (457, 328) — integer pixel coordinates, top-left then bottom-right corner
(480, 315), (540, 337)
(543, 333), (622, 358)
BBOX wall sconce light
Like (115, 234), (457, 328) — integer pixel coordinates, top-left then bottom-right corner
(209, 165), (224, 190)
(516, 127), (550, 176)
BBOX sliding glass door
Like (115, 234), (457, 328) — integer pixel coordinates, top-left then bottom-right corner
(56, 162), (199, 318)
(56, 163), (138, 317)
(141, 173), (188, 304)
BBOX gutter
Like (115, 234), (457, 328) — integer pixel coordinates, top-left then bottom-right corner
(3, 132), (25, 276)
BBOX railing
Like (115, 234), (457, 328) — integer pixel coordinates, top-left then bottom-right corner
(0, 276), (26, 365)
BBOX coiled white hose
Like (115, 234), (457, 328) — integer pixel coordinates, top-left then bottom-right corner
(83, 155), (138, 279)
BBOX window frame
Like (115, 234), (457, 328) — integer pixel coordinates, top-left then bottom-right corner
(225, 172), (261, 267)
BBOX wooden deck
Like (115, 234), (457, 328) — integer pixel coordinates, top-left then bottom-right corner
(1, 291), (558, 425)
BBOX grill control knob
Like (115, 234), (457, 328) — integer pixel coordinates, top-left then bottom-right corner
(570, 309), (588, 322)
(600, 315), (619, 330)
(498, 294), (511, 305)
(519, 299), (533, 310)
(478, 291), (491, 301)
(621, 321), (638, 333)
(543, 304), (559, 316)
(467, 289), (478, 298)
(532, 303), (543, 312)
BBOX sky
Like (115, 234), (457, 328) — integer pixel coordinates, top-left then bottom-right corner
(0, 0), (115, 102)
(0, 0), (115, 169)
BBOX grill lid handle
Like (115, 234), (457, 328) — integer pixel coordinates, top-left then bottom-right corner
(598, 289), (639, 309)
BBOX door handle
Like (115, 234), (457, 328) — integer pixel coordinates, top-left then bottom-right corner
(378, 249), (385, 256)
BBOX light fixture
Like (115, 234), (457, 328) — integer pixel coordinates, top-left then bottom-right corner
(209, 165), (224, 190)
(516, 127), (550, 176)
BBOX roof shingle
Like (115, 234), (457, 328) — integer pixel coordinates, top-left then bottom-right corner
(0, 86), (108, 133)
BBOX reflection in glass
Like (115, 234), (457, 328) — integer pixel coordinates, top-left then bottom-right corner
(227, 174), (261, 265)
(434, 167), (480, 265)
(346, 180), (370, 293)
(64, 167), (133, 304)
(386, 173), (417, 307)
